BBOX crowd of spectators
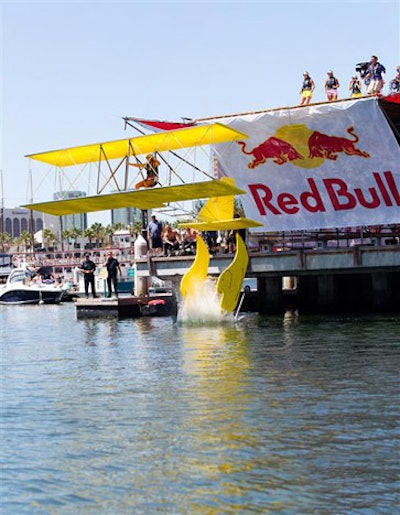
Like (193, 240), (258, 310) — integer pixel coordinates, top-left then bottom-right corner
(299, 56), (399, 104)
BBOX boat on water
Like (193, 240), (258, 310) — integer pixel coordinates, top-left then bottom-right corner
(0, 253), (14, 283)
(0, 267), (67, 305)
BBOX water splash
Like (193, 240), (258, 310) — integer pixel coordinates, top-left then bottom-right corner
(177, 279), (233, 325)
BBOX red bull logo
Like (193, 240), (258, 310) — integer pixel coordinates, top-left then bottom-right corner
(308, 126), (370, 160)
(237, 137), (303, 168)
(237, 125), (370, 169)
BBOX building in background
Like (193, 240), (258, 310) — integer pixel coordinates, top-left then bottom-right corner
(0, 207), (59, 239)
(54, 191), (87, 232)
(111, 205), (141, 227)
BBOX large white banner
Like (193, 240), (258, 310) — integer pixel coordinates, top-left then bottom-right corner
(212, 98), (400, 232)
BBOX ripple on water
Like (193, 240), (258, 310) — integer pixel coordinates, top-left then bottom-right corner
(1, 305), (399, 513)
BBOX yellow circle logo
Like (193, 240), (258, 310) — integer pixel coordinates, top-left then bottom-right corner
(274, 124), (324, 169)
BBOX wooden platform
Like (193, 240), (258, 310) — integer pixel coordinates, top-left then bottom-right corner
(74, 295), (176, 319)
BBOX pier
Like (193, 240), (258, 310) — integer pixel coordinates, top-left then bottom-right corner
(135, 244), (400, 314)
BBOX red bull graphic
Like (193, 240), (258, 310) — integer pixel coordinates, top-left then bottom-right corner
(237, 137), (304, 168)
(308, 126), (370, 160)
(213, 99), (400, 231)
(238, 124), (369, 169)
(248, 171), (400, 216)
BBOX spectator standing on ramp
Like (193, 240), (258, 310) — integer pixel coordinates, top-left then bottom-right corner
(365, 55), (386, 95)
(390, 65), (400, 92)
(325, 70), (340, 101)
(147, 215), (164, 256)
(299, 71), (315, 105)
(349, 75), (362, 98)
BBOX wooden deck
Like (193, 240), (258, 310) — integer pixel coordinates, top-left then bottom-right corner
(74, 294), (176, 319)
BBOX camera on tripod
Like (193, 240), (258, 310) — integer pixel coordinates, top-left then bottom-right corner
(355, 62), (369, 79)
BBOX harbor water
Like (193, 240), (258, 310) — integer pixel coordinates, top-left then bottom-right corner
(1, 303), (399, 514)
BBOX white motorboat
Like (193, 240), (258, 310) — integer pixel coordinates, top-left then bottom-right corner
(0, 268), (67, 305)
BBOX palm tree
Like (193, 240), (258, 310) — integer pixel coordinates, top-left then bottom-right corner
(70, 227), (83, 249)
(84, 227), (95, 248)
(112, 222), (125, 232)
(0, 231), (12, 252)
(129, 221), (142, 240)
(104, 224), (115, 247)
(16, 230), (34, 253)
(90, 222), (104, 248)
(62, 229), (74, 250)
(42, 228), (58, 250)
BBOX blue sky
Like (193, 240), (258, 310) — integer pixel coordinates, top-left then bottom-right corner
(1, 0), (399, 225)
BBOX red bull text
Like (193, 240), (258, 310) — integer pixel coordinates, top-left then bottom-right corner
(249, 171), (399, 216)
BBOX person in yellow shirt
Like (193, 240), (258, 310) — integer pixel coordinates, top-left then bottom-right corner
(300, 71), (315, 105)
(349, 75), (362, 98)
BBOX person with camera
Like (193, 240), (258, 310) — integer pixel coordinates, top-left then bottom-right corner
(365, 55), (386, 95)
(390, 65), (400, 93)
(349, 75), (362, 98)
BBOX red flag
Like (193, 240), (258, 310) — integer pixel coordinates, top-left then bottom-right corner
(125, 117), (196, 132)
(382, 92), (400, 104)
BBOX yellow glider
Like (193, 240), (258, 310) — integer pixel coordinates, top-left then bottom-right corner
(22, 180), (246, 216)
(179, 218), (264, 231)
(25, 123), (248, 167)
(178, 177), (263, 231)
(217, 233), (249, 312)
(180, 236), (210, 299)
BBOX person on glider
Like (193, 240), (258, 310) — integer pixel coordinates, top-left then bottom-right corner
(131, 153), (160, 189)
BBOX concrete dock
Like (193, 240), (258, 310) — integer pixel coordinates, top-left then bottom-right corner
(134, 244), (400, 314)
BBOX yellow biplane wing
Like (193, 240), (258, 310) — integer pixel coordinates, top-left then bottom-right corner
(178, 218), (264, 231)
(25, 123), (248, 167)
(179, 236), (210, 299)
(217, 233), (249, 312)
(178, 177), (263, 231)
(22, 180), (246, 216)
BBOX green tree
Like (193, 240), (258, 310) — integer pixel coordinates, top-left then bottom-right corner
(104, 225), (115, 247)
(16, 230), (34, 253)
(84, 227), (95, 247)
(43, 228), (58, 250)
(62, 229), (74, 250)
(90, 222), (104, 248)
(69, 227), (82, 249)
(112, 222), (125, 232)
(129, 221), (142, 239)
(0, 231), (12, 252)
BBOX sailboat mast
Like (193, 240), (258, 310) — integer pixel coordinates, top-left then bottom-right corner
(28, 168), (35, 244)
(0, 169), (4, 252)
